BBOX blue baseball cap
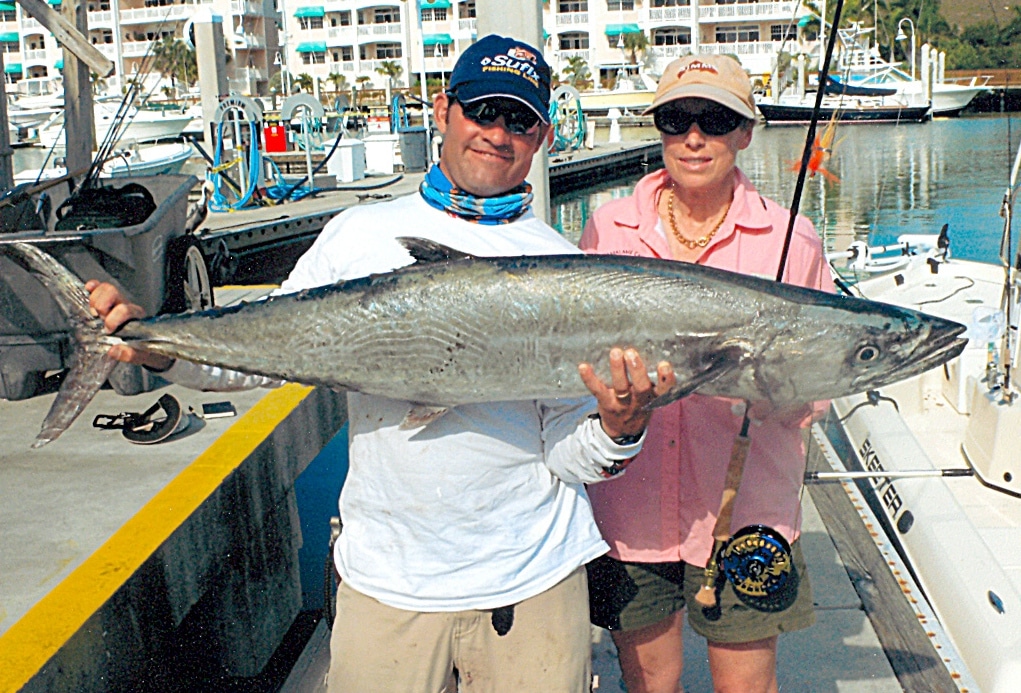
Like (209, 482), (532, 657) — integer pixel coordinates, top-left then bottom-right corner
(447, 34), (552, 124)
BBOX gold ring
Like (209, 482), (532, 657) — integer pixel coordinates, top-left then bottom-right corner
(615, 391), (632, 401)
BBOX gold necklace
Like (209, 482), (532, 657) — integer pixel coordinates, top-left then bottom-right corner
(667, 188), (731, 250)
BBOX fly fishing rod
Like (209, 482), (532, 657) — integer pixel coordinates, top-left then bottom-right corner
(694, 0), (850, 617)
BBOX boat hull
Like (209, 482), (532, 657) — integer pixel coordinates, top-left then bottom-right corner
(757, 102), (931, 124)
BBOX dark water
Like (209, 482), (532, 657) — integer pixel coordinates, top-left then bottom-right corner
(552, 114), (1021, 265)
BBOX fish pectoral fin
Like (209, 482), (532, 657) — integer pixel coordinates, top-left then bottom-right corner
(396, 237), (476, 265)
(399, 404), (452, 430)
(645, 347), (743, 410)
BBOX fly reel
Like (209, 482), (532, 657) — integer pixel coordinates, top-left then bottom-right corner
(718, 525), (797, 612)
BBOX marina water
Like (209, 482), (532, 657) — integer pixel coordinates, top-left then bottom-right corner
(553, 114), (1021, 266)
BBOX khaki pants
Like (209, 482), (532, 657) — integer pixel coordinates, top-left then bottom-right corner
(327, 567), (591, 692)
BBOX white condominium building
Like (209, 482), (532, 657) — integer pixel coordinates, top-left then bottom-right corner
(1, 0), (815, 98)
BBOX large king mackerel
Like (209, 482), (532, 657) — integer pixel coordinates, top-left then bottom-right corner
(4, 239), (967, 447)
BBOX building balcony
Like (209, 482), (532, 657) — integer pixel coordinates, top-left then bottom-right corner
(555, 48), (591, 65)
(327, 59), (355, 73)
(356, 22), (403, 38)
(647, 44), (691, 60)
(88, 9), (114, 25)
(231, 0), (264, 16)
(327, 26), (357, 46)
(699, 39), (783, 57)
(698, 1), (803, 22)
(96, 43), (117, 59)
(121, 39), (154, 57)
(22, 48), (47, 64)
(555, 12), (588, 26)
(646, 6), (692, 23)
(457, 18), (475, 33)
(235, 66), (267, 81)
(120, 5), (190, 24)
(20, 16), (42, 31)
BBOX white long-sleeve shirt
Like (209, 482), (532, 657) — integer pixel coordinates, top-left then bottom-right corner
(166, 193), (641, 611)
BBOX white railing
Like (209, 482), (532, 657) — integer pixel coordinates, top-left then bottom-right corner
(458, 18), (476, 32)
(96, 43), (118, 59)
(20, 17), (42, 30)
(89, 10), (114, 24)
(120, 5), (190, 23)
(231, 0), (263, 16)
(648, 6), (692, 22)
(555, 49), (591, 64)
(23, 49), (47, 63)
(555, 12), (588, 26)
(699, 1), (800, 21)
(647, 44), (691, 59)
(328, 26), (357, 41)
(235, 66), (266, 81)
(121, 40), (155, 57)
(327, 59), (355, 72)
(700, 40), (780, 57)
(357, 22), (402, 37)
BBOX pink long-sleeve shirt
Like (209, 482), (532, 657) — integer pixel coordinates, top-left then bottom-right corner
(579, 168), (835, 566)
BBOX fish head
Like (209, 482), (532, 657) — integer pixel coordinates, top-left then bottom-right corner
(751, 293), (967, 404)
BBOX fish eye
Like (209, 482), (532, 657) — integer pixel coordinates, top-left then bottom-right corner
(856, 345), (881, 362)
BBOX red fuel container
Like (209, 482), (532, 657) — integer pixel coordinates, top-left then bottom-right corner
(264, 123), (288, 152)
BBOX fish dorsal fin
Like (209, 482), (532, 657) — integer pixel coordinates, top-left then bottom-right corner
(399, 404), (451, 430)
(396, 237), (475, 264)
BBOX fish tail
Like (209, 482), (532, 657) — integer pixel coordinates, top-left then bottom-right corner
(2, 242), (118, 447)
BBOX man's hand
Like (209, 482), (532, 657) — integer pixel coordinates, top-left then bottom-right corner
(85, 280), (173, 370)
(578, 348), (676, 441)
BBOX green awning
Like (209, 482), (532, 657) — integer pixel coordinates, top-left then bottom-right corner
(423, 33), (452, 46)
(294, 6), (324, 18)
(0, 31), (19, 42)
(798, 15), (814, 27)
(296, 41), (326, 53)
(605, 24), (642, 36)
(55, 58), (63, 69)
(4, 62), (22, 74)
(420, 0), (451, 8)
(0, 3), (17, 12)
(47, 0), (60, 5)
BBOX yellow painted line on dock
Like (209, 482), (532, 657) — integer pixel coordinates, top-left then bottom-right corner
(0, 383), (314, 693)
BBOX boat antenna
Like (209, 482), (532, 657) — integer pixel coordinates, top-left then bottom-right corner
(998, 104), (1021, 399)
(775, 0), (846, 283)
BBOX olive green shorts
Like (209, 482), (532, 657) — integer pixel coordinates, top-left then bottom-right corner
(586, 540), (815, 644)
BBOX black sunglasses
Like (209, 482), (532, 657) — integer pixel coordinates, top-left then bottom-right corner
(654, 105), (747, 137)
(447, 93), (542, 135)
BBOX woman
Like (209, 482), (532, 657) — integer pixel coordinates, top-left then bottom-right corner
(580, 55), (834, 693)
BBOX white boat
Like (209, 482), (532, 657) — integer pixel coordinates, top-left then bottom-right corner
(14, 142), (195, 183)
(577, 70), (656, 114)
(836, 23), (990, 117)
(36, 100), (193, 150)
(814, 141), (1021, 691)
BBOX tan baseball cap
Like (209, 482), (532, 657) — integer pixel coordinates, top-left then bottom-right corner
(643, 54), (756, 120)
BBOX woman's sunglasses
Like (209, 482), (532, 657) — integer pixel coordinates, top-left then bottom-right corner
(654, 105), (748, 137)
(447, 93), (542, 135)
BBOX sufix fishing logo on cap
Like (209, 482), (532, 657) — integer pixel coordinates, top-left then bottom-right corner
(678, 60), (719, 79)
(480, 48), (542, 87)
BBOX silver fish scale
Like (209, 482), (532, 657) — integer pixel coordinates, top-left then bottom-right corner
(115, 254), (968, 406)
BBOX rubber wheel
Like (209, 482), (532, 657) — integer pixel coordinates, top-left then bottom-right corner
(0, 369), (44, 401)
(163, 237), (214, 314)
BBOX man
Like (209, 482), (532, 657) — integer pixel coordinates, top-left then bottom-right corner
(89, 35), (675, 692)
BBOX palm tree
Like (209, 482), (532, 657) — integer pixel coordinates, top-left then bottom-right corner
(376, 60), (403, 105)
(622, 31), (649, 65)
(354, 74), (372, 105)
(328, 72), (348, 97)
(152, 36), (197, 98)
(294, 73), (314, 93)
(562, 55), (593, 90)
